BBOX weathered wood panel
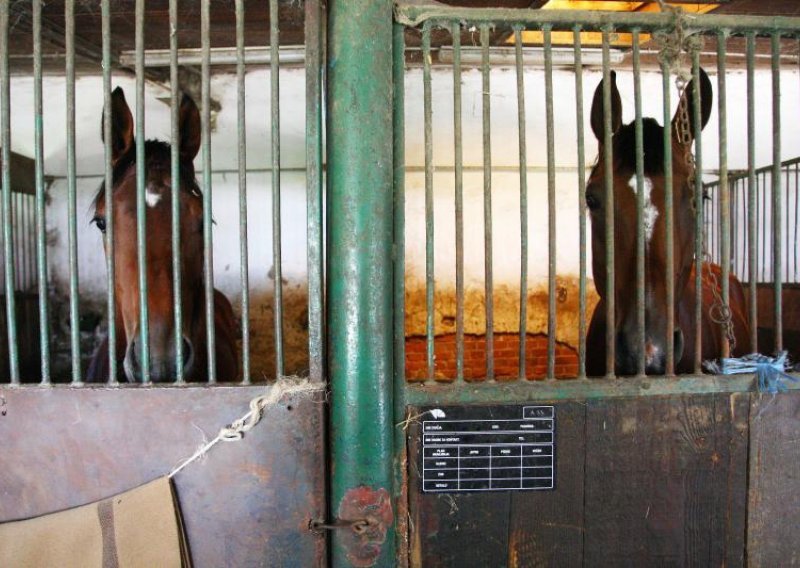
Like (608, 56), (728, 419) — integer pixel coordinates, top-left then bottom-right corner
(747, 390), (800, 567)
(507, 401), (585, 568)
(0, 386), (326, 567)
(407, 405), (511, 568)
(583, 393), (749, 567)
(406, 394), (754, 567)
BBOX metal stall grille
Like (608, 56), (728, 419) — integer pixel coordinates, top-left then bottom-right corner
(0, 0), (325, 386)
(393, 6), (800, 406)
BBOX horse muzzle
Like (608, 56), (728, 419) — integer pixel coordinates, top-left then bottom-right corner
(123, 334), (195, 383)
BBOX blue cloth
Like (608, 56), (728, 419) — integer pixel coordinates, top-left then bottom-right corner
(704, 351), (797, 394)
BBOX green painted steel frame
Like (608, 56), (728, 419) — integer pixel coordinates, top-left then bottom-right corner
(327, 0), (396, 565)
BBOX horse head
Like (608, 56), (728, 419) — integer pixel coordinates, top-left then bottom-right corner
(587, 69), (713, 375)
(92, 87), (206, 382)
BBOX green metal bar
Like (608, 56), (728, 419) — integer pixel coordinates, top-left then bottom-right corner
(602, 28), (615, 379)
(102, 0), (116, 384)
(392, 20), (408, 567)
(481, 23), (494, 381)
(236, 0), (251, 383)
(169, 0), (182, 385)
(453, 22), (465, 383)
(717, 30), (731, 358)
(692, 53), (703, 374)
(306, 0), (324, 384)
(67, 0), (82, 384)
(404, 373), (800, 406)
(33, 0), (50, 384)
(0, 4), (14, 383)
(514, 26), (528, 382)
(746, 32), (758, 350)
(395, 5), (800, 34)
(771, 32), (783, 352)
(327, 0), (395, 563)
(270, 0), (284, 378)
(201, 0), (216, 383)
(662, 60), (676, 376)
(134, 0), (149, 383)
(422, 22), (434, 381)
(573, 25), (587, 380)
(632, 29), (646, 378)
(544, 25), (556, 381)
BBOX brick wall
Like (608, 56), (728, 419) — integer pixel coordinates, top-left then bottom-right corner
(405, 332), (579, 381)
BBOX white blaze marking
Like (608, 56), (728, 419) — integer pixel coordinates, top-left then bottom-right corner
(145, 185), (162, 208)
(628, 175), (659, 243)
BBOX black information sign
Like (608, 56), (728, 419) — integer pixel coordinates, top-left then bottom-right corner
(419, 405), (555, 493)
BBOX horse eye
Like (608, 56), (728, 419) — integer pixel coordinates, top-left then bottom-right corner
(585, 193), (601, 211)
(93, 216), (107, 233)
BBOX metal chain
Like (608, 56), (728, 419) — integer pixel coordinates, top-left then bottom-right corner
(675, 82), (737, 354)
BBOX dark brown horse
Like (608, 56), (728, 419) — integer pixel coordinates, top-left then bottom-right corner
(87, 88), (238, 382)
(585, 69), (751, 376)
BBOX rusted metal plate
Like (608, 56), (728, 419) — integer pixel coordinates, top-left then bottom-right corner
(747, 390), (800, 567)
(0, 385), (326, 567)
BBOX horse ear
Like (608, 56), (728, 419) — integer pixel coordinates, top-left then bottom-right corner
(178, 94), (201, 161)
(102, 87), (134, 165)
(590, 70), (622, 142)
(672, 67), (713, 145)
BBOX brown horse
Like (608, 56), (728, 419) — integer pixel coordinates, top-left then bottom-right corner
(87, 88), (238, 383)
(585, 69), (751, 376)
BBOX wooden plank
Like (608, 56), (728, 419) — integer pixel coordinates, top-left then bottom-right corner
(0, 385), (326, 567)
(747, 390), (800, 567)
(584, 393), (748, 567)
(507, 401), (585, 567)
(407, 405), (511, 568)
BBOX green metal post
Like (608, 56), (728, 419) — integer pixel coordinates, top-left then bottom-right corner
(327, 0), (395, 565)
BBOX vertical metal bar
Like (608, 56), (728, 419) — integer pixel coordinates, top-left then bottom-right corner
(270, 0), (284, 378)
(514, 26), (528, 381)
(661, 60), (676, 375)
(771, 32), (782, 352)
(66, 0), (82, 384)
(632, 29), (646, 378)
(169, 0), (182, 384)
(452, 22), (465, 383)
(601, 28), (615, 378)
(746, 32), (758, 350)
(236, 0), (251, 383)
(34, 0), (50, 383)
(543, 25), (556, 380)
(717, 30), (731, 358)
(692, 52), (703, 374)
(481, 23), (494, 380)
(306, 0), (324, 384)
(392, 21), (408, 564)
(573, 25), (587, 380)
(102, 0), (117, 385)
(201, 0), (216, 382)
(422, 22), (434, 381)
(795, 162), (799, 282)
(327, 0), (395, 562)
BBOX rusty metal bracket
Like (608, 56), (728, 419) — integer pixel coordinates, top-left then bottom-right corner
(309, 517), (378, 534)
(334, 486), (394, 567)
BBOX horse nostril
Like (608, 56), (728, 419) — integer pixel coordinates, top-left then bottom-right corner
(181, 337), (194, 368)
(674, 328), (685, 362)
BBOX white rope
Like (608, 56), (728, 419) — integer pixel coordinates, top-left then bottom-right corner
(168, 377), (322, 478)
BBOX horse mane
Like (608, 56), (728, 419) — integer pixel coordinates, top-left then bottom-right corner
(611, 117), (666, 177)
(91, 139), (201, 208)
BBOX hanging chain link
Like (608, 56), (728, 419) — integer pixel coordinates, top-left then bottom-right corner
(676, 77), (737, 354)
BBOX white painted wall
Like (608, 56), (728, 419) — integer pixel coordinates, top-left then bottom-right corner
(5, 71), (309, 309)
(2, 65), (798, 305)
(403, 66), (800, 289)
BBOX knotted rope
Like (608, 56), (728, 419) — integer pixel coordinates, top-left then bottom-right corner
(704, 352), (798, 394)
(168, 377), (322, 478)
